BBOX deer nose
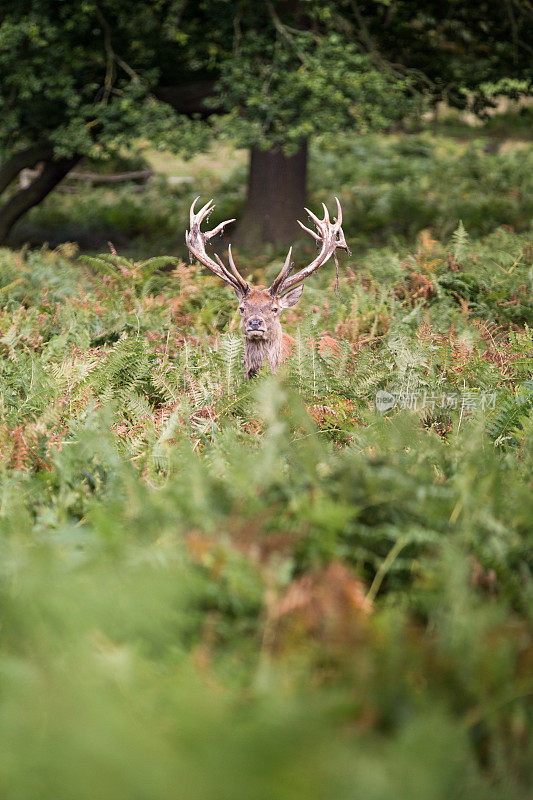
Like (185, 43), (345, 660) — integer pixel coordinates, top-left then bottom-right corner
(247, 317), (264, 330)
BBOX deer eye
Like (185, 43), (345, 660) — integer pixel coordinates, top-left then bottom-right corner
(272, 306), (279, 313)
(239, 306), (244, 313)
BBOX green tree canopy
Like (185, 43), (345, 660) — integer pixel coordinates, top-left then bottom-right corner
(0, 0), (531, 244)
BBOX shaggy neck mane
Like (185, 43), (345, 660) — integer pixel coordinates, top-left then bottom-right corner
(244, 322), (283, 378)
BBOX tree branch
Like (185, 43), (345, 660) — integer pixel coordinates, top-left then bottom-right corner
(95, 7), (116, 103)
(0, 144), (54, 197)
(265, 0), (307, 63)
(0, 155), (80, 244)
(348, 0), (433, 92)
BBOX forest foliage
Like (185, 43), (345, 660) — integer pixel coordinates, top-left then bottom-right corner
(2, 0), (530, 159)
(1, 0), (531, 246)
(0, 136), (532, 798)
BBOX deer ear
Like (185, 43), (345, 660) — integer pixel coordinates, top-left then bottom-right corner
(280, 284), (303, 309)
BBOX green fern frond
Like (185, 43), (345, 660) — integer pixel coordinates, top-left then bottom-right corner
(137, 256), (180, 275)
(90, 336), (151, 396)
(79, 255), (129, 282)
(216, 333), (244, 395)
(451, 220), (470, 263)
(488, 380), (533, 445)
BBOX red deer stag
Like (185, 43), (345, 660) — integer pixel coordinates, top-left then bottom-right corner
(185, 197), (350, 378)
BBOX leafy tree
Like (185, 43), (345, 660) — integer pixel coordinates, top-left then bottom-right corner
(0, 0), (531, 246)
(175, 0), (531, 247)
(0, 0), (208, 244)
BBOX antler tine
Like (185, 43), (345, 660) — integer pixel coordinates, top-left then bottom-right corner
(297, 219), (321, 241)
(268, 246), (293, 295)
(190, 196), (212, 228)
(186, 197), (248, 295)
(189, 195), (201, 228)
(334, 196), (342, 227)
(228, 244), (248, 291)
(214, 253), (241, 286)
(191, 196), (238, 243)
(276, 198), (350, 295)
(333, 196), (350, 253)
(207, 218), (236, 239)
(304, 206), (323, 230)
(196, 197), (215, 223)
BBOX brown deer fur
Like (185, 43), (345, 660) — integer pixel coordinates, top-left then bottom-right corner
(237, 285), (303, 378)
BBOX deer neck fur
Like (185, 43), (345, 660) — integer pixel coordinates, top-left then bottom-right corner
(244, 321), (283, 378)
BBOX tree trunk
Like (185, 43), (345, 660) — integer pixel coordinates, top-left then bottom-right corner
(0, 155), (80, 245)
(235, 141), (308, 250)
(156, 84), (308, 250)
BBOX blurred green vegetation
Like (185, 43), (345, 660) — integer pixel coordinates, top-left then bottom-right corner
(0, 129), (532, 798)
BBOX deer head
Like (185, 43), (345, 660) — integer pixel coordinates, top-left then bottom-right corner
(185, 197), (350, 378)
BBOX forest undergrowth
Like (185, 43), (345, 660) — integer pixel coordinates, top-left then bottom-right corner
(0, 138), (532, 798)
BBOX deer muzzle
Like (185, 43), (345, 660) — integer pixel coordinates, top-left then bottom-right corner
(246, 316), (266, 337)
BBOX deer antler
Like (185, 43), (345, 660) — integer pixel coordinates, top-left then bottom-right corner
(269, 197), (350, 295)
(186, 197), (249, 295)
